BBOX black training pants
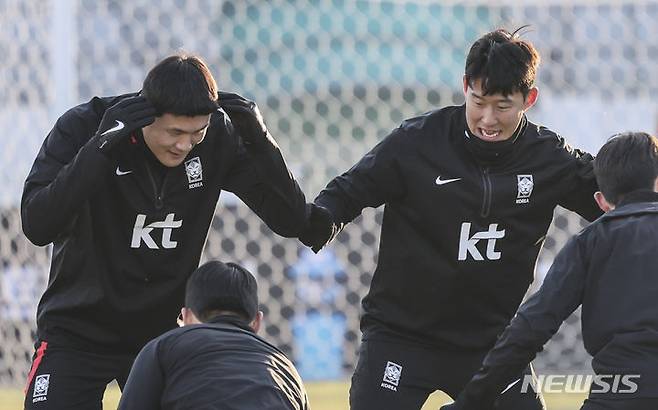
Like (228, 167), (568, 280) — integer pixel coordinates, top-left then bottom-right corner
(23, 340), (135, 410)
(349, 337), (545, 410)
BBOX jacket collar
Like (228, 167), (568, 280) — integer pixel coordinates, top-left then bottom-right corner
(206, 314), (254, 332)
(601, 190), (658, 221)
(616, 190), (658, 207)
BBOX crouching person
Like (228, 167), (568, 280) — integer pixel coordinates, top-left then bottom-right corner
(119, 260), (310, 410)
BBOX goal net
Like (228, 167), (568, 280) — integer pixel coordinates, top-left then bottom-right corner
(1, 0), (657, 385)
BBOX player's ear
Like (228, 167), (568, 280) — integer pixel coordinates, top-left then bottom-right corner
(594, 191), (614, 212)
(250, 311), (264, 333)
(523, 87), (538, 110)
(462, 75), (469, 95)
(182, 307), (201, 326)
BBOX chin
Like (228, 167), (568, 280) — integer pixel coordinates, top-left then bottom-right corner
(169, 159), (186, 168)
(477, 132), (512, 142)
(159, 156), (185, 168)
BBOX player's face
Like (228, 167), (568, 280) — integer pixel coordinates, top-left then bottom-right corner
(464, 77), (537, 142)
(142, 113), (211, 167)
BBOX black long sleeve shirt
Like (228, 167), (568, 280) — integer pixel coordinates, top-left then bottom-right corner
(118, 315), (310, 410)
(21, 94), (307, 353)
(313, 105), (601, 349)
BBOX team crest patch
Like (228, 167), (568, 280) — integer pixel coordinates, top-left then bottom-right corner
(381, 361), (402, 391)
(516, 174), (533, 204)
(185, 157), (203, 189)
(32, 374), (50, 402)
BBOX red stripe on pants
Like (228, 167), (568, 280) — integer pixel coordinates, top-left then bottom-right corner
(24, 341), (48, 395)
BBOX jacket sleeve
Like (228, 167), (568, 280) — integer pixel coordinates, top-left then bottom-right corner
(455, 235), (588, 410)
(303, 128), (407, 250)
(21, 104), (113, 246)
(223, 129), (308, 238)
(557, 143), (602, 222)
(117, 339), (164, 410)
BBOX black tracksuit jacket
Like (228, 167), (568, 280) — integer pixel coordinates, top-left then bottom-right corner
(455, 191), (658, 408)
(21, 94), (307, 354)
(118, 315), (309, 410)
(314, 104), (601, 350)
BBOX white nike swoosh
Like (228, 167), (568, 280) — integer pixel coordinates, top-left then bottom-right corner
(435, 176), (462, 186)
(115, 166), (133, 176)
(501, 378), (521, 395)
(101, 120), (125, 136)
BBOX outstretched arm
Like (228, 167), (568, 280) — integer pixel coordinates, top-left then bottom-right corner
(443, 235), (588, 410)
(300, 128), (409, 252)
(557, 142), (602, 222)
(220, 92), (308, 238)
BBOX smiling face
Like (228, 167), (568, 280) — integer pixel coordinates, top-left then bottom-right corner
(464, 76), (538, 142)
(142, 113), (211, 167)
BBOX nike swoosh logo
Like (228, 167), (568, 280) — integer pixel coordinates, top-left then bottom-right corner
(435, 176), (461, 186)
(501, 378), (521, 395)
(115, 166), (133, 176)
(101, 120), (125, 136)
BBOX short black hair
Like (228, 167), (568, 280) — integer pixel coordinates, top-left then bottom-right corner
(142, 53), (219, 116)
(465, 26), (540, 97)
(594, 132), (658, 205)
(185, 260), (258, 323)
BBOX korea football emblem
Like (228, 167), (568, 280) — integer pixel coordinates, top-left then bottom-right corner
(380, 361), (403, 392)
(516, 174), (533, 204)
(185, 157), (203, 189)
(32, 374), (50, 403)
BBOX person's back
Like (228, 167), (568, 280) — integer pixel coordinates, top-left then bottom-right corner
(118, 260), (310, 410)
(556, 134), (658, 400)
(121, 316), (308, 410)
(582, 194), (658, 365)
(521, 189), (658, 401)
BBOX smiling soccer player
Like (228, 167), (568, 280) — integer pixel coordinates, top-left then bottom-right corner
(300, 27), (602, 410)
(21, 53), (307, 409)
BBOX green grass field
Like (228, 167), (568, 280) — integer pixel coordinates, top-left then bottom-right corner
(1, 382), (586, 409)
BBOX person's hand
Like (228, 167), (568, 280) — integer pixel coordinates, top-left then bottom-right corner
(577, 152), (595, 180)
(95, 95), (156, 155)
(218, 91), (270, 145)
(299, 204), (341, 253)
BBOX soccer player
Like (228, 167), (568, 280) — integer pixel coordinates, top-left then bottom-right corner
(441, 132), (658, 410)
(299, 28), (602, 410)
(118, 260), (310, 410)
(21, 54), (307, 409)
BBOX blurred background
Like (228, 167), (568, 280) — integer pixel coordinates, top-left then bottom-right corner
(1, 0), (657, 408)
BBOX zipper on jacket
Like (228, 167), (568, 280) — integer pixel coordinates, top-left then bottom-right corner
(145, 162), (168, 211)
(480, 167), (492, 218)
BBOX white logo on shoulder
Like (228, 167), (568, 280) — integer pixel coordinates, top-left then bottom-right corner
(435, 176), (461, 186)
(516, 174), (533, 204)
(33, 374), (50, 402)
(381, 361), (402, 392)
(185, 156), (203, 189)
